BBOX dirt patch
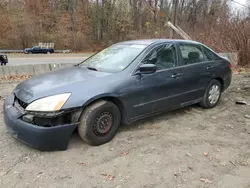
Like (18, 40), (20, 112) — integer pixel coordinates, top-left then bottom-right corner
(0, 74), (249, 188)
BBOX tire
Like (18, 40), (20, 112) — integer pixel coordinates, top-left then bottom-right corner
(47, 51), (51, 54)
(200, 79), (222, 109)
(78, 100), (121, 146)
(0, 60), (3, 66)
(28, 52), (32, 54)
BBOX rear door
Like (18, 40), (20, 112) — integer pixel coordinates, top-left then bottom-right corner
(177, 43), (215, 102)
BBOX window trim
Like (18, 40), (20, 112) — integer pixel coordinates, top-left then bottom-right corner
(131, 42), (179, 76)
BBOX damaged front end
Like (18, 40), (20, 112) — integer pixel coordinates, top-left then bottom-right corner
(3, 93), (82, 151)
(15, 95), (82, 127)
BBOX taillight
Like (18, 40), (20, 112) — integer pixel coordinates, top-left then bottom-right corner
(229, 63), (233, 69)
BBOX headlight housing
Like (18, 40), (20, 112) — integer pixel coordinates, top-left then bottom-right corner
(25, 93), (71, 112)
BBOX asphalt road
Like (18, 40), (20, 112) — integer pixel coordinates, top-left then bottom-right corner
(6, 53), (91, 65)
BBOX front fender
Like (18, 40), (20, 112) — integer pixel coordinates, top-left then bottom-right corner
(82, 93), (120, 107)
(61, 92), (120, 110)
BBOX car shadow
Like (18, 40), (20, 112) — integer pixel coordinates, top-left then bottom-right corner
(119, 104), (201, 132)
(68, 104), (203, 149)
(68, 97), (228, 149)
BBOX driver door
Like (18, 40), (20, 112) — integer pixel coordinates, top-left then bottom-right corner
(131, 43), (184, 118)
(33, 46), (40, 53)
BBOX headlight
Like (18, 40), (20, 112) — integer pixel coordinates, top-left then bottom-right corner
(26, 93), (71, 112)
(3, 56), (7, 59)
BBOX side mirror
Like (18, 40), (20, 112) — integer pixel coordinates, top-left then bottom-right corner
(136, 64), (157, 75)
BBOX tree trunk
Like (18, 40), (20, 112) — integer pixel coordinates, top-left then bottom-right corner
(68, 0), (76, 49)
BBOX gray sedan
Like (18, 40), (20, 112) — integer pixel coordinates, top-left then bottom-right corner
(3, 39), (232, 151)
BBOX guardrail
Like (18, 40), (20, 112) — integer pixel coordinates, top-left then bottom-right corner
(0, 49), (72, 53)
(0, 63), (73, 77)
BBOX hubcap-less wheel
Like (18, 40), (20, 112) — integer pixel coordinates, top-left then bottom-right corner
(208, 85), (220, 104)
(93, 112), (113, 136)
(78, 100), (121, 146)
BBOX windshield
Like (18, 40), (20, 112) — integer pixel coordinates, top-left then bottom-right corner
(80, 44), (147, 73)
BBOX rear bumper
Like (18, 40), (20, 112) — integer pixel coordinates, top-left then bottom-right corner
(3, 94), (78, 151)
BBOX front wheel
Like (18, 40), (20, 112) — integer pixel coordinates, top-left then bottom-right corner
(200, 79), (222, 109)
(78, 100), (121, 146)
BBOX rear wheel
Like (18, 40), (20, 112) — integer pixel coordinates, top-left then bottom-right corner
(200, 79), (222, 108)
(78, 100), (121, 146)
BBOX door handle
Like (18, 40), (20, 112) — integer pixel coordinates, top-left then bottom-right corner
(171, 73), (182, 78)
(206, 65), (215, 70)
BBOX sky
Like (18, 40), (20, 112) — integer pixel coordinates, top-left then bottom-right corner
(236, 0), (246, 3)
(231, 0), (248, 15)
(233, 0), (247, 6)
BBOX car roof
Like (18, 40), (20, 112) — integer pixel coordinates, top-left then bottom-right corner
(117, 39), (201, 46)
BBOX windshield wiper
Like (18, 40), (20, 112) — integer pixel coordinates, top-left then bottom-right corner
(87, 66), (98, 71)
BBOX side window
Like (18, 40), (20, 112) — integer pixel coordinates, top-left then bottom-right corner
(180, 44), (208, 65)
(202, 46), (220, 60)
(143, 44), (177, 70)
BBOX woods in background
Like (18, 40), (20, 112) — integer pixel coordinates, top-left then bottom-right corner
(0, 0), (250, 65)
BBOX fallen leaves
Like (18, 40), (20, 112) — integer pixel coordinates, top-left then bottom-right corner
(0, 171), (7, 176)
(101, 173), (115, 181)
(244, 114), (250, 119)
(186, 152), (192, 157)
(199, 178), (212, 184)
(0, 75), (32, 81)
(77, 162), (87, 166)
(203, 152), (209, 157)
(233, 67), (250, 75)
(120, 152), (128, 156)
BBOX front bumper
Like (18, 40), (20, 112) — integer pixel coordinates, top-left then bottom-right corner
(3, 94), (79, 151)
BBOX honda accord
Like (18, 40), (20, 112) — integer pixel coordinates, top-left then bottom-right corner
(3, 39), (232, 151)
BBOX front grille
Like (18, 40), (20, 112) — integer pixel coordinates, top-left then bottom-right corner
(15, 97), (28, 109)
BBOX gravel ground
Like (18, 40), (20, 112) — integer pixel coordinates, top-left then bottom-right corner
(0, 74), (249, 188)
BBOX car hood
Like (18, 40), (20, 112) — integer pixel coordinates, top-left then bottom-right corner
(14, 66), (112, 103)
(24, 48), (32, 51)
